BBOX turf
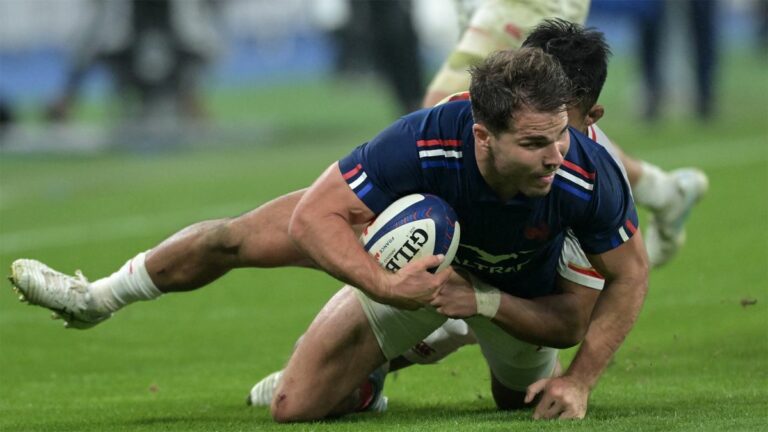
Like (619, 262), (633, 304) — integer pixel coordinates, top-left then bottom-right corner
(1, 53), (766, 431)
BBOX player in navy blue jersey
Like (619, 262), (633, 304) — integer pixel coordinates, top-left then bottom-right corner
(11, 22), (647, 422)
(263, 47), (647, 422)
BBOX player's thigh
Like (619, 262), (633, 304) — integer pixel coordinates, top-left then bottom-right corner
(232, 189), (366, 268)
(225, 189), (309, 267)
(466, 316), (558, 396)
(273, 286), (386, 421)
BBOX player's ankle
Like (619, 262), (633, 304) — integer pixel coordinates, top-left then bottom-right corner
(90, 251), (162, 313)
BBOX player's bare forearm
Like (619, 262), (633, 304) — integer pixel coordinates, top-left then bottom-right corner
(567, 233), (649, 388)
(291, 163), (449, 308)
(431, 272), (599, 348)
(492, 279), (599, 348)
(525, 234), (648, 421)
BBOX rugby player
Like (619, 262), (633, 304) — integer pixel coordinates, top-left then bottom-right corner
(11, 20), (643, 421)
(427, 0), (708, 267)
(263, 47), (647, 422)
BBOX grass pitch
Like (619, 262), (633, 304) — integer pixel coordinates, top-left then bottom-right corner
(1, 53), (766, 431)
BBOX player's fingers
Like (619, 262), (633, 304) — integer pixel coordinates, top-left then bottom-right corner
(524, 378), (548, 404)
(434, 264), (454, 285)
(409, 254), (444, 271)
(557, 398), (586, 420)
(558, 406), (585, 420)
(533, 394), (562, 420)
(428, 289), (442, 305)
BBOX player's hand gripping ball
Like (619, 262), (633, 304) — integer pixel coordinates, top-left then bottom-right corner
(360, 194), (460, 273)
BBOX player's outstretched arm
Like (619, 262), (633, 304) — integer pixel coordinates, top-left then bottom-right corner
(526, 232), (649, 419)
(430, 271), (599, 348)
(290, 162), (451, 309)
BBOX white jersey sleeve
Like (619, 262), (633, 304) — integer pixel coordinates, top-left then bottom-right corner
(588, 124), (630, 184)
(557, 229), (605, 290)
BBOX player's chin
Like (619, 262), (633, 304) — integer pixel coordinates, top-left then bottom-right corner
(522, 183), (554, 197)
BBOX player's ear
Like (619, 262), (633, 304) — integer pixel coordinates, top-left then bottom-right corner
(473, 123), (492, 150)
(585, 104), (604, 126)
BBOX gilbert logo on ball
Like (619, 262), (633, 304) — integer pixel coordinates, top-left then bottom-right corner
(360, 194), (460, 273)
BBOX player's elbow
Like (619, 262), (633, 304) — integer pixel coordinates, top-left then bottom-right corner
(287, 210), (310, 246)
(551, 323), (588, 349)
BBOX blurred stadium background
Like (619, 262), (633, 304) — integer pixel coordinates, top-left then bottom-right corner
(1, 1), (766, 431)
(0, 0), (764, 151)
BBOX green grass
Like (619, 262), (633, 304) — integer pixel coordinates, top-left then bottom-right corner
(1, 53), (767, 431)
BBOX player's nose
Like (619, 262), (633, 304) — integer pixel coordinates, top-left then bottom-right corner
(543, 142), (564, 168)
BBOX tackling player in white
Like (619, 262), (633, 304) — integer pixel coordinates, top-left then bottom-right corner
(426, 0), (708, 267)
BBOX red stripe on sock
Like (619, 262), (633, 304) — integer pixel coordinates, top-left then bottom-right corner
(355, 381), (374, 412)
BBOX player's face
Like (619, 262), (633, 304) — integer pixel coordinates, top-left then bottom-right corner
(475, 107), (569, 199)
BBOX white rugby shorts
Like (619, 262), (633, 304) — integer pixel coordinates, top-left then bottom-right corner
(355, 288), (558, 391)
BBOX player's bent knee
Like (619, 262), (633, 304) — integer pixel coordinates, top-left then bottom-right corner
(490, 372), (530, 411)
(269, 385), (329, 423)
(270, 402), (305, 423)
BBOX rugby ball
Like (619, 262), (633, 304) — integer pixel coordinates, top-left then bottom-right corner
(360, 194), (460, 273)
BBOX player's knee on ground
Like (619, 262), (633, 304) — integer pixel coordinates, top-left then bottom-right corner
(271, 287), (384, 422)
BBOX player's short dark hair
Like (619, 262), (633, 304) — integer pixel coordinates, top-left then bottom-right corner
(469, 47), (572, 136)
(523, 18), (612, 115)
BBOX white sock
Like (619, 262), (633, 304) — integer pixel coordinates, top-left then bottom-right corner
(89, 251), (162, 314)
(632, 161), (677, 211)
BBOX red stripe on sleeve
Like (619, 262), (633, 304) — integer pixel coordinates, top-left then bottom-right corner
(561, 160), (596, 180)
(342, 163), (362, 180)
(417, 139), (462, 148)
(625, 219), (637, 234)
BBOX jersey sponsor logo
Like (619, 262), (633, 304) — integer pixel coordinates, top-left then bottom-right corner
(457, 244), (536, 274)
(455, 256), (533, 274)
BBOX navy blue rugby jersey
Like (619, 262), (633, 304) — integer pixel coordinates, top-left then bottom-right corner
(338, 99), (638, 298)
